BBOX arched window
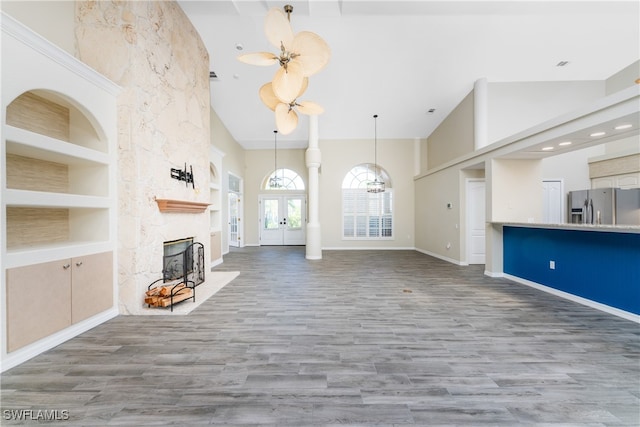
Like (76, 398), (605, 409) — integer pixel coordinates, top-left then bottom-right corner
(264, 168), (305, 190)
(342, 164), (393, 239)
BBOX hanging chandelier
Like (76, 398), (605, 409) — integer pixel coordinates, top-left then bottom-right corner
(367, 114), (385, 193)
(238, 5), (330, 135)
(269, 130), (282, 189)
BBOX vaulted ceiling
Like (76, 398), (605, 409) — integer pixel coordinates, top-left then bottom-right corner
(178, 1), (639, 149)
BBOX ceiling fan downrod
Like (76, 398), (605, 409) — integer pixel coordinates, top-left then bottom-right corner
(284, 4), (293, 22)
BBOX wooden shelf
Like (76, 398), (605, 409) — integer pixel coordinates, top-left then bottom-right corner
(155, 198), (209, 213)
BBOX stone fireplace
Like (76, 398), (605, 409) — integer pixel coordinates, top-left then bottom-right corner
(75, 1), (212, 314)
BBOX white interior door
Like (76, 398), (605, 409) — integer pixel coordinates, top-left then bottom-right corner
(259, 195), (306, 246)
(466, 179), (486, 264)
(542, 180), (564, 223)
(228, 192), (240, 247)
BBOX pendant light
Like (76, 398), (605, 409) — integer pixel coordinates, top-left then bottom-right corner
(367, 114), (385, 193)
(269, 130), (282, 189)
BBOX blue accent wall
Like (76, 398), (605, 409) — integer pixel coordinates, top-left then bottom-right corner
(503, 226), (640, 315)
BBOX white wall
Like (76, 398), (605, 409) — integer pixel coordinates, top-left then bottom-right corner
(605, 60), (640, 95)
(487, 81), (605, 144)
(541, 145), (605, 193)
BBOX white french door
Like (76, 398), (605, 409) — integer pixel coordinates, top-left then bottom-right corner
(259, 195), (306, 245)
(228, 192), (240, 247)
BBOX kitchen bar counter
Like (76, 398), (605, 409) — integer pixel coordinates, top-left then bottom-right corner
(497, 223), (640, 319)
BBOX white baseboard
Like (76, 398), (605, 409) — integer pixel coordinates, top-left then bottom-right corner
(503, 274), (640, 323)
(322, 246), (416, 251)
(414, 248), (467, 266)
(1, 307), (118, 373)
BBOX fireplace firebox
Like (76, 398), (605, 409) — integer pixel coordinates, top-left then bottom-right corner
(146, 239), (205, 311)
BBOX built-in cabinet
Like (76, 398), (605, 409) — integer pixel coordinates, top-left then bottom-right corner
(1, 13), (119, 371)
(590, 153), (640, 189)
(592, 173), (640, 189)
(6, 252), (113, 352)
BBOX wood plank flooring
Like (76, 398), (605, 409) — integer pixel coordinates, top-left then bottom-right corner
(2, 247), (639, 426)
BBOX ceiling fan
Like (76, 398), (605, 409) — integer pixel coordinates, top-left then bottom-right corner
(259, 78), (324, 135)
(237, 5), (330, 134)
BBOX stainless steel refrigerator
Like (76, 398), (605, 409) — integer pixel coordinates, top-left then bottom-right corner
(568, 188), (640, 225)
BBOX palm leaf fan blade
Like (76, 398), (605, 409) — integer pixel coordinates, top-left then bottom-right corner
(291, 31), (331, 76)
(237, 52), (278, 66)
(296, 101), (324, 115)
(272, 61), (304, 103)
(264, 8), (294, 49)
(275, 103), (298, 135)
(259, 83), (280, 111)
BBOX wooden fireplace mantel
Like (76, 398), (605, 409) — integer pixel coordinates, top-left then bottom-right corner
(155, 198), (210, 213)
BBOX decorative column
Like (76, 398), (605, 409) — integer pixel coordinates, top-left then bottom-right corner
(474, 77), (488, 150)
(306, 115), (322, 260)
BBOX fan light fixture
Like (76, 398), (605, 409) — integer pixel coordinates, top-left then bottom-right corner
(367, 114), (385, 193)
(238, 5), (330, 135)
(269, 130), (282, 189)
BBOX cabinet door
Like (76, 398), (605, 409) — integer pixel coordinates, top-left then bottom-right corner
(71, 252), (113, 323)
(6, 260), (72, 352)
(210, 231), (221, 262)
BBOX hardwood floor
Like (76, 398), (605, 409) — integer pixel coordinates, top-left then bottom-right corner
(2, 247), (639, 426)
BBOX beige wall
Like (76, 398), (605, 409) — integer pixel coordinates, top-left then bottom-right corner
(426, 91), (474, 170)
(75, 1), (211, 314)
(319, 138), (415, 249)
(414, 166), (461, 261)
(211, 108), (245, 251)
(488, 159), (543, 223)
(1, 1), (74, 53)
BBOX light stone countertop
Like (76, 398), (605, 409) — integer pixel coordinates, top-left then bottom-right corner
(494, 222), (640, 234)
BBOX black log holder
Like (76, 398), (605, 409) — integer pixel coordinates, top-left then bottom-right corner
(147, 242), (205, 311)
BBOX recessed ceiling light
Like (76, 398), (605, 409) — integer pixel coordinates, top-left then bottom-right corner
(559, 141), (572, 146)
(614, 124), (632, 130)
(556, 61), (570, 67)
(235, 43), (244, 51)
(427, 108), (436, 114)
(590, 131), (606, 137)
(542, 146), (554, 151)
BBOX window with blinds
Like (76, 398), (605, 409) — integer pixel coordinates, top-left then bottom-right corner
(342, 164), (393, 240)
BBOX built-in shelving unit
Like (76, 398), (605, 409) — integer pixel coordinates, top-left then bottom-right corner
(1, 12), (120, 371)
(209, 146), (224, 267)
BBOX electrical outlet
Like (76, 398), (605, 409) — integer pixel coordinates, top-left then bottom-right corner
(549, 260), (555, 270)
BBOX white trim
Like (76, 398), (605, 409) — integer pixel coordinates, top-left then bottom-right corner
(504, 273), (640, 323)
(323, 246), (415, 251)
(484, 270), (504, 278)
(0, 308), (118, 373)
(1, 12), (121, 96)
(414, 248), (469, 265)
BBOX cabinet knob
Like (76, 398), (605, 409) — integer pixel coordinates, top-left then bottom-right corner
(62, 264), (71, 270)
(76, 261), (83, 267)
